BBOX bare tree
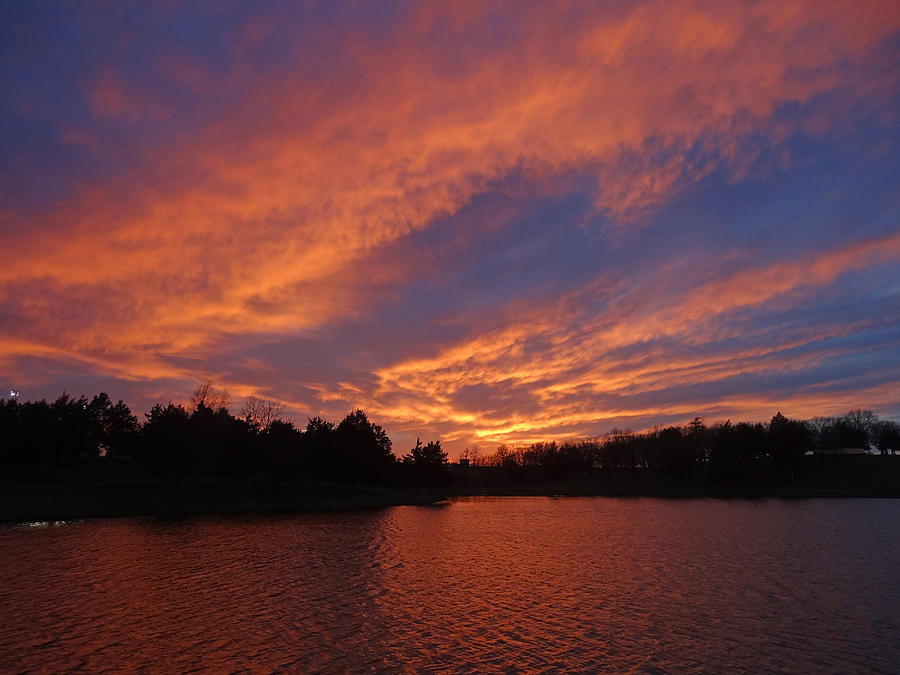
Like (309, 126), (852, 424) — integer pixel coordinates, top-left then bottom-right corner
(845, 408), (876, 450)
(190, 380), (231, 412)
(240, 396), (285, 431)
(459, 446), (481, 466)
(872, 419), (900, 455)
(808, 416), (834, 446)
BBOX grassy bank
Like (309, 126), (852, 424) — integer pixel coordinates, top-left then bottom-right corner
(0, 479), (443, 522)
(2, 455), (897, 522)
(448, 454), (900, 499)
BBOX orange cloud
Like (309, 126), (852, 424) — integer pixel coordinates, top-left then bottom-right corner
(2, 1), (898, 445)
(366, 233), (900, 446)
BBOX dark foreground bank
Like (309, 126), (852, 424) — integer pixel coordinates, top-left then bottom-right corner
(4, 459), (900, 522)
(449, 453), (900, 499)
(448, 481), (900, 499)
(0, 480), (443, 522)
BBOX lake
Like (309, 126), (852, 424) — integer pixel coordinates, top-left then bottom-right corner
(1, 497), (898, 672)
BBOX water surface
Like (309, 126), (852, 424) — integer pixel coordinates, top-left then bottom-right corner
(1, 498), (898, 672)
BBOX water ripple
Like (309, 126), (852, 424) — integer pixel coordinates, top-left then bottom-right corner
(1, 499), (899, 672)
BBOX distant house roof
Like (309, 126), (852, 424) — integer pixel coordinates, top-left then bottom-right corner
(817, 447), (868, 455)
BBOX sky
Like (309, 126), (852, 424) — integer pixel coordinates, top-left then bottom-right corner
(2, 0), (899, 455)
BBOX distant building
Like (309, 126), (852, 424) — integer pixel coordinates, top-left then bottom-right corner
(817, 447), (868, 456)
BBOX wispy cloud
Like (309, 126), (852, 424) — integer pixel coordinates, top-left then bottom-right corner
(1, 0), (898, 450)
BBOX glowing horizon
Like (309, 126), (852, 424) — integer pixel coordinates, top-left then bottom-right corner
(2, 1), (899, 454)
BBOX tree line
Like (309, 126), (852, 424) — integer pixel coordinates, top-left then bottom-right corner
(0, 382), (450, 487)
(1, 382), (898, 489)
(463, 410), (899, 484)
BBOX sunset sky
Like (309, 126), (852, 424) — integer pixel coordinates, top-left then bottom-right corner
(2, 1), (899, 454)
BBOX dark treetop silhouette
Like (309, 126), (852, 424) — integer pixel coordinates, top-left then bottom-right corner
(1, 382), (898, 516)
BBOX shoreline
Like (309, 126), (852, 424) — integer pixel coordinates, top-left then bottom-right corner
(1, 476), (898, 523)
(447, 485), (900, 499)
(0, 480), (444, 523)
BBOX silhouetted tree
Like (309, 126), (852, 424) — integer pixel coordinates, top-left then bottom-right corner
(140, 403), (191, 474)
(257, 419), (302, 475)
(710, 420), (765, 481)
(809, 416), (836, 450)
(190, 380), (231, 413)
(87, 393), (139, 457)
(188, 403), (255, 477)
(656, 425), (694, 480)
(710, 421), (737, 480)
(768, 412), (812, 481)
(334, 409), (395, 482)
(602, 429), (637, 471)
(402, 438), (450, 486)
(301, 416), (336, 477)
(19, 399), (55, 468)
(50, 394), (97, 462)
(686, 417), (709, 464)
(844, 409), (875, 449)
(558, 440), (595, 475)
(0, 398), (22, 466)
(240, 396), (285, 432)
(460, 446), (481, 466)
(873, 420), (900, 455)
(4, 387), (898, 493)
(305, 416), (335, 439)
